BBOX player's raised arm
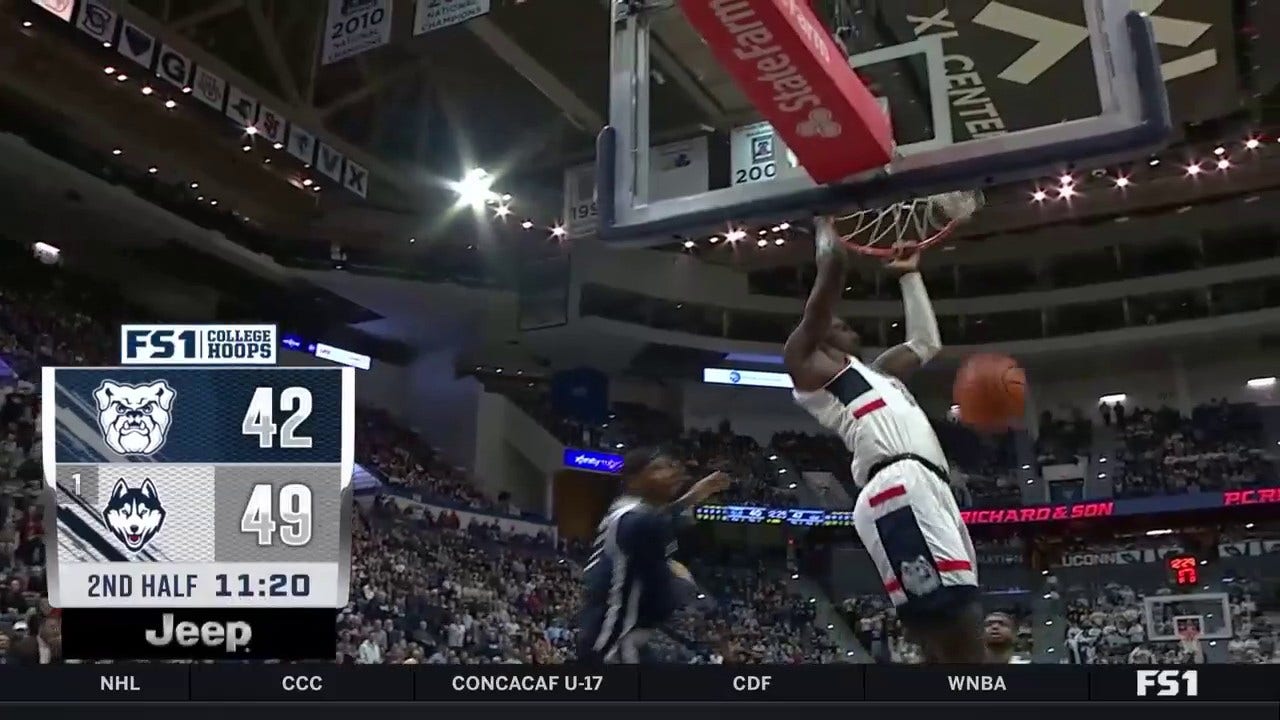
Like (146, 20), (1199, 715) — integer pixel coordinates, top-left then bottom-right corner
(784, 216), (847, 379)
(872, 245), (941, 380)
(665, 470), (730, 514)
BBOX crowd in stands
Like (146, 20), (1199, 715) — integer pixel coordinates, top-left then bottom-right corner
(1113, 402), (1276, 498)
(1060, 574), (1279, 664)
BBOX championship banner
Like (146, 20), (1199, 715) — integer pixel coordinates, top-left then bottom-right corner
(677, 0), (892, 183)
(321, 0), (394, 66)
(413, 0), (491, 36)
(563, 137), (708, 238)
(729, 121), (804, 187)
(43, 325), (354, 660)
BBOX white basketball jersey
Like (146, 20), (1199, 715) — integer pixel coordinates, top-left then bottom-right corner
(793, 356), (948, 487)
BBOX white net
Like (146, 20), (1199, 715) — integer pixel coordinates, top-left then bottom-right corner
(836, 189), (985, 257)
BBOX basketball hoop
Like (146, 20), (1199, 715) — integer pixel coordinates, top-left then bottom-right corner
(837, 189), (985, 257)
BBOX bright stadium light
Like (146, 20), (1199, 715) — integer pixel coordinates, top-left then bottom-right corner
(453, 168), (498, 209)
(1246, 376), (1276, 389)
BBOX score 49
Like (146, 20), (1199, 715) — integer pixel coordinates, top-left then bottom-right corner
(238, 386), (315, 547)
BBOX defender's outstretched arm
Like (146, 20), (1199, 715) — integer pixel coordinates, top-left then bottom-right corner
(873, 251), (941, 380)
(784, 216), (847, 373)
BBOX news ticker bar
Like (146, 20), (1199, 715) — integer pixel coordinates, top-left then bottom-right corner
(1, 665), (1275, 703)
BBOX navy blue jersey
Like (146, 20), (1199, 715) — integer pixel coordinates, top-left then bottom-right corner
(578, 497), (679, 662)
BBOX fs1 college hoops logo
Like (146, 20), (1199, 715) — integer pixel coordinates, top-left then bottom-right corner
(103, 478), (167, 552)
(93, 380), (176, 456)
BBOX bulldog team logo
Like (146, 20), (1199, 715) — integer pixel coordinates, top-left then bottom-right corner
(93, 380), (176, 456)
(103, 478), (166, 551)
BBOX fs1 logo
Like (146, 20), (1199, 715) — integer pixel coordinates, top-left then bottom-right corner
(1136, 669), (1198, 697)
(121, 324), (277, 365)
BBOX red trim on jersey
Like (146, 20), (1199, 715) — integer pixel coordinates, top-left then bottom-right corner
(867, 484), (906, 508)
(851, 397), (886, 419)
(884, 559), (973, 593)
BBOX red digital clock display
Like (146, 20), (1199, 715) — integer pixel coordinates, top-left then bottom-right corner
(1168, 555), (1198, 586)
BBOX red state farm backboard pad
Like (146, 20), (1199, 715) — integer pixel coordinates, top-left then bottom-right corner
(677, 0), (893, 184)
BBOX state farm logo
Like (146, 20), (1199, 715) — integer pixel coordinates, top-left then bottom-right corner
(796, 108), (842, 139)
(704, 0), (836, 129)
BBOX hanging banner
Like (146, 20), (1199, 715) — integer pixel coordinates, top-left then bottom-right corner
(117, 21), (158, 69)
(729, 121), (803, 187)
(287, 126), (318, 164)
(225, 85), (259, 128)
(343, 159), (369, 198)
(321, 0), (394, 66)
(76, 0), (118, 42)
(254, 105), (289, 145)
(31, 0), (74, 22)
(155, 45), (192, 89)
(562, 163), (598, 238)
(563, 136), (709, 238)
(191, 66), (228, 112)
(316, 143), (346, 183)
(413, 0), (490, 36)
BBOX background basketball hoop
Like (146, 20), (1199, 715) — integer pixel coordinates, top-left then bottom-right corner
(836, 189), (985, 258)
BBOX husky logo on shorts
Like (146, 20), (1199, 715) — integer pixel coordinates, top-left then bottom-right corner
(103, 478), (166, 552)
(899, 556), (941, 596)
(93, 380), (176, 456)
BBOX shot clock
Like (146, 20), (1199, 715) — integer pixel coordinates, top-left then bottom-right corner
(42, 325), (354, 660)
(1167, 555), (1199, 587)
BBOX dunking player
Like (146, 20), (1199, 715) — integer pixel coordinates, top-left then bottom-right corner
(784, 216), (985, 663)
(984, 612), (1031, 663)
(577, 449), (730, 663)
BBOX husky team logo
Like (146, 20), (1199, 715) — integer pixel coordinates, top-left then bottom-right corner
(898, 555), (941, 596)
(93, 380), (176, 456)
(103, 478), (166, 551)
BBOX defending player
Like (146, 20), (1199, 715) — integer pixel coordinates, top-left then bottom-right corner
(784, 216), (984, 663)
(577, 449), (730, 663)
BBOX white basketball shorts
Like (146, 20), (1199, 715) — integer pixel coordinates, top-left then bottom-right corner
(852, 456), (978, 619)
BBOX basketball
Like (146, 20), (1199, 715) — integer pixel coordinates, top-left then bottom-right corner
(953, 353), (1026, 431)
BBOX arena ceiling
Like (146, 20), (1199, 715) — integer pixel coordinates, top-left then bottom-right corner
(113, 0), (745, 213)
(5, 0), (1276, 266)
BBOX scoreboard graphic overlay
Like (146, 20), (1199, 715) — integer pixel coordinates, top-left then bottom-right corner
(41, 361), (354, 659)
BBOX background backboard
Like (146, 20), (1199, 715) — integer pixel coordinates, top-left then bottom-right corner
(590, 0), (1174, 245)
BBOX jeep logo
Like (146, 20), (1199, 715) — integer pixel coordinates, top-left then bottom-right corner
(145, 613), (252, 652)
